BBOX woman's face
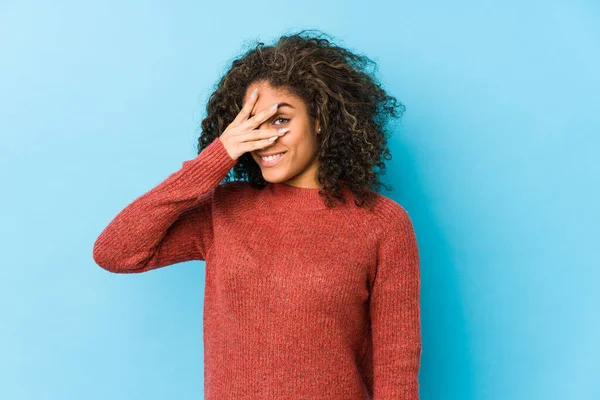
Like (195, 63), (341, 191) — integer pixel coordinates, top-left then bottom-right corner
(243, 81), (321, 189)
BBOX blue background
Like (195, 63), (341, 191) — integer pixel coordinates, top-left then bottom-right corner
(1, 1), (598, 399)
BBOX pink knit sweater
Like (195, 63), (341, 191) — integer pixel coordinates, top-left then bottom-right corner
(93, 137), (422, 399)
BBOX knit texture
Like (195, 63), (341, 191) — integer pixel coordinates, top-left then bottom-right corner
(93, 137), (422, 399)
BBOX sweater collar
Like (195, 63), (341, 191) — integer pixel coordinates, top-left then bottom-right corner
(263, 182), (332, 211)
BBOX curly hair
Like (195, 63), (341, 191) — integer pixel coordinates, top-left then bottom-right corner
(195, 29), (406, 210)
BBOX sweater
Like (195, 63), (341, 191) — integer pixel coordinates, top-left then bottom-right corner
(92, 136), (422, 399)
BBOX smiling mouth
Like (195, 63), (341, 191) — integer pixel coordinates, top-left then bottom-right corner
(258, 151), (287, 167)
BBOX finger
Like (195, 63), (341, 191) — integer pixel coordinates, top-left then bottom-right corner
(240, 102), (280, 130)
(240, 136), (280, 153)
(232, 88), (259, 126)
(237, 127), (289, 144)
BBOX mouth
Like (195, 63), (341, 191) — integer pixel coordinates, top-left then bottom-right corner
(257, 151), (287, 167)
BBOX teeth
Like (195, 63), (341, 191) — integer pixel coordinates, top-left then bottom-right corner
(261, 152), (285, 161)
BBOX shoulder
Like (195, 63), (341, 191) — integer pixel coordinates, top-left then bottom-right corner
(214, 179), (250, 194)
(369, 192), (416, 240)
(212, 180), (257, 206)
(370, 192), (412, 225)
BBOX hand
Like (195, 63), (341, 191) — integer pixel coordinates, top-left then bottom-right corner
(219, 89), (290, 161)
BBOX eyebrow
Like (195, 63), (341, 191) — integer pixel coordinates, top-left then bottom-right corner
(250, 102), (295, 117)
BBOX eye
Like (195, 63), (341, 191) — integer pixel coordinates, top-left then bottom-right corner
(274, 117), (289, 125)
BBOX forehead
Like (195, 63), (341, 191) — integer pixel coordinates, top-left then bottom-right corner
(243, 82), (302, 115)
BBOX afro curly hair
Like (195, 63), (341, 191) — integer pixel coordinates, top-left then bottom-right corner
(195, 29), (406, 210)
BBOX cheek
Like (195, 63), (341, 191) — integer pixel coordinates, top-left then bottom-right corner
(276, 130), (296, 147)
(285, 138), (314, 162)
(279, 124), (308, 147)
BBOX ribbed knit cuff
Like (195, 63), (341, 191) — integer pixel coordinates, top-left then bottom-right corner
(177, 137), (238, 189)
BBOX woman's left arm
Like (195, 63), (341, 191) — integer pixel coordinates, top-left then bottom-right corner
(370, 206), (422, 399)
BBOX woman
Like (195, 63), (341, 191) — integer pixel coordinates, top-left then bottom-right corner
(93, 30), (422, 400)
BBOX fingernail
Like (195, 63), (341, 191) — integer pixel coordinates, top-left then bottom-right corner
(270, 103), (278, 111)
(278, 128), (290, 134)
(268, 136), (278, 142)
(251, 88), (258, 99)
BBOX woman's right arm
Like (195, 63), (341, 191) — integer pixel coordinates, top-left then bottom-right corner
(92, 137), (237, 273)
(93, 88), (287, 273)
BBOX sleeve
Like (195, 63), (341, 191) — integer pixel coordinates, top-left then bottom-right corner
(92, 137), (237, 273)
(370, 207), (422, 399)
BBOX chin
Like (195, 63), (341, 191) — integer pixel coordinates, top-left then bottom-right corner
(261, 170), (289, 183)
